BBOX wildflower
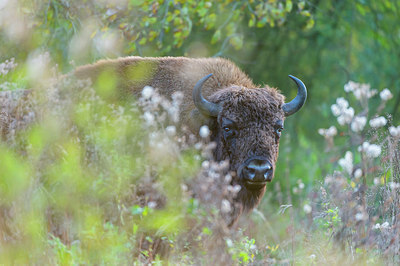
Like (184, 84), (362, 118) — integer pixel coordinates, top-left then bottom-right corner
(148, 201), (157, 209)
(228, 184), (242, 194)
(351, 116), (367, 132)
(389, 126), (400, 137)
(141, 86), (154, 99)
(369, 116), (387, 128)
(331, 104), (341, 116)
(358, 142), (381, 158)
(380, 88), (393, 101)
(201, 160), (210, 169)
(226, 238), (233, 248)
(143, 111), (155, 126)
(338, 151), (353, 175)
(337, 107), (354, 125)
(331, 98), (354, 123)
(165, 125), (176, 136)
(381, 222), (390, 229)
(389, 182), (400, 189)
(318, 126), (337, 137)
(221, 199), (232, 213)
(199, 125), (210, 138)
(344, 81), (355, 92)
(336, 97), (349, 109)
(303, 204), (312, 214)
(309, 254), (316, 260)
(0, 58), (17, 76)
(355, 212), (367, 221)
(171, 91), (184, 104)
(299, 183), (305, 189)
(373, 223), (381, 230)
(353, 168), (362, 179)
(366, 144), (381, 158)
(373, 178), (380, 185)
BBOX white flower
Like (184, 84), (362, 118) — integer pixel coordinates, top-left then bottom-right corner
(303, 204), (312, 214)
(202, 160), (210, 169)
(226, 238), (233, 247)
(141, 86), (154, 99)
(331, 104), (341, 116)
(143, 112), (155, 125)
(336, 97), (349, 109)
(171, 91), (184, 104)
(318, 126), (337, 137)
(299, 183), (305, 189)
(338, 151), (353, 175)
(326, 126), (338, 136)
(309, 254), (316, 260)
(337, 107), (354, 125)
(373, 223), (381, 229)
(381, 222), (390, 229)
(345, 81), (377, 100)
(359, 142), (381, 158)
(354, 168), (362, 179)
(373, 178), (380, 185)
(369, 116), (387, 128)
(221, 199), (232, 213)
(389, 182), (400, 189)
(380, 88), (393, 101)
(230, 185), (241, 194)
(351, 116), (367, 132)
(389, 126), (400, 137)
(355, 212), (367, 221)
(148, 201), (157, 209)
(199, 125), (210, 138)
(165, 125), (176, 136)
(366, 144), (381, 158)
(344, 81), (355, 92)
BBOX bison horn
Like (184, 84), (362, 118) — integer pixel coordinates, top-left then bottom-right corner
(193, 73), (222, 117)
(282, 75), (307, 116)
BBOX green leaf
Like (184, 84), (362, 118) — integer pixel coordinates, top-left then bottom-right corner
(211, 30), (221, 44)
(130, 0), (145, 7)
(286, 0), (293, 12)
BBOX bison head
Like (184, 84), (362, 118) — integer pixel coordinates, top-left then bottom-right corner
(192, 74), (307, 211)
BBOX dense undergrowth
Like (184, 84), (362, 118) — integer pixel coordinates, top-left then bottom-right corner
(0, 56), (399, 265)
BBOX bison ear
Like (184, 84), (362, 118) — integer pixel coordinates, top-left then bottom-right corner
(189, 109), (215, 132)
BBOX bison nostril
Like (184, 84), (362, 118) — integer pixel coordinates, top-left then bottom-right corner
(244, 166), (256, 180)
(242, 159), (273, 183)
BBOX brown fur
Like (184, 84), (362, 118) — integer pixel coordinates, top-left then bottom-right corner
(74, 56), (287, 223)
(74, 57), (256, 124)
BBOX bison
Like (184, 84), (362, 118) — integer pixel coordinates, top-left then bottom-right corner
(74, 56), (307, 221)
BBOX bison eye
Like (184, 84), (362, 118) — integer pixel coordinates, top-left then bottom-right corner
(276, 127), (283, 137)
(223, 127), (231, 132)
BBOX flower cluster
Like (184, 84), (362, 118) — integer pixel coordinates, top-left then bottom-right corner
(344, 80), (377, 101)
(358, 142), (382, 158)
(369, 116), (387, 128)
(379, 89), (393, 101)
(338, 151), (353, 175)
(0, 58), (17, 76)
(389, 125), (400, 137)
(318, 126), (337, 137)
(139, 86), (183, 126)
(350, 116), (367, 132)
(331, 97), (354, 125)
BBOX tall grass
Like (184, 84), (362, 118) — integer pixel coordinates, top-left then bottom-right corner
(0, 56), (399, 265)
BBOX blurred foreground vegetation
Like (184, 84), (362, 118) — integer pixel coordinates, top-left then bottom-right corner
(1, 0), (400, 264)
